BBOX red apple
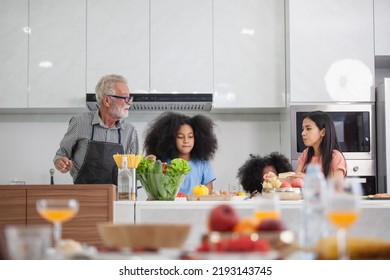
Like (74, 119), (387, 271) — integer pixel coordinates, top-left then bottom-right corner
(291, 178), (304, 188)
(208, 204), (239, 232)
(280, 181), (292, 188)
(257, 218), (285, 232)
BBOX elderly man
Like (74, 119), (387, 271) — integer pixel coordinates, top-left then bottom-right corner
(54, 74), (139, 184)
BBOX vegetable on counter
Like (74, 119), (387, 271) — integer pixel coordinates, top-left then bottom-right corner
(192, 184), (209, 195)
(136, 157), (191, 200)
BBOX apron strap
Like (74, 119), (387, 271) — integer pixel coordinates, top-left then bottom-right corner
(91, 125), (95, 140)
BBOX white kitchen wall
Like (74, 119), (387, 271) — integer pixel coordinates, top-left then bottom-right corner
(0, 112), (283, 193)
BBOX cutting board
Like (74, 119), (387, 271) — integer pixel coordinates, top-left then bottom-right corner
(186, 194), (232, 201)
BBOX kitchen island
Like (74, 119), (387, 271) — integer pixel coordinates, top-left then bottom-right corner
(114, 200), (390, 251)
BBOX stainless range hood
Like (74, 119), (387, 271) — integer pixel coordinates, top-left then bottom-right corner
(86, 93), (213, 111)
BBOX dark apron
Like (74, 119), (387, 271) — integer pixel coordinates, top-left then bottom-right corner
(74, 125), (124, 185)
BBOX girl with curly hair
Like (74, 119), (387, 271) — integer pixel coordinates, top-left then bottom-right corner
(236, 152), (292, 196)
(143, 111), (218, 194)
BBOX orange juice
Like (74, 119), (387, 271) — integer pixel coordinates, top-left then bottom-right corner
(39, 208), (77, 223)
(254, 210), (281, 220)
(327, 211), (359, 229)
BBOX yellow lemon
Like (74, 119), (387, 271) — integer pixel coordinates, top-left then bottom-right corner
(192, 185), (209, 195)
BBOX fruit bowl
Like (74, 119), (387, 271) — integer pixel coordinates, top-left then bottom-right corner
(97, 223), (191, 249)
(137, 173), (186, 200)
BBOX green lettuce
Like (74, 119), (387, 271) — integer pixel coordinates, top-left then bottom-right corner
(136, 158), (191, 200)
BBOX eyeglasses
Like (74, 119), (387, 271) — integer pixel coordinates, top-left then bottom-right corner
(107, 95), (133, 103)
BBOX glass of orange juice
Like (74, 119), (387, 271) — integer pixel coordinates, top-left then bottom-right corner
(254, 193), (281, 221)
(325, 177), (362, 259)
(36, 199), (79, 246)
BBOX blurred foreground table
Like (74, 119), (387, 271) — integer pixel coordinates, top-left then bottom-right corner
(114, 200), (390, 251)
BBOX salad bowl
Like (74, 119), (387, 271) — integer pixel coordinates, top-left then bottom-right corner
(137, 158), (191, 201)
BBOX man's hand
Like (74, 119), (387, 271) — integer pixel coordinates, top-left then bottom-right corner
(55, 157), (73, 173)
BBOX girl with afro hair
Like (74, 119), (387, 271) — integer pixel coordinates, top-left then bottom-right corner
(236, 152), (292, 196)
(143, 111), (218, 194)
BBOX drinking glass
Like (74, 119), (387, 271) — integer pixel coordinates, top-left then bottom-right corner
(36, 199), (79, 246)
(325, 178), (362, 259)
(5, 224), (52, 259)
(254, 193), (281, 221)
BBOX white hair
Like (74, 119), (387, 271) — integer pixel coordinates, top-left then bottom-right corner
(95, 74), (128, 107)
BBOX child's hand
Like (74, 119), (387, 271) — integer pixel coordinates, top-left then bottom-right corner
(263, 171), (277, 182)
(145, 154), (157, 161)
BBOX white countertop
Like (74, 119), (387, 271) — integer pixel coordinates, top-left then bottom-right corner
(114, 200), (390, 251)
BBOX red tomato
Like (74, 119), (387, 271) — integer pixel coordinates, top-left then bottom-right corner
(291, 178), (304, 188)
(176, 192), (186, 197)
(162, 162), (168, 173)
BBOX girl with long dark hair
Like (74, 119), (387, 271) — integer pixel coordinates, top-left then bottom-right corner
(296, 110), (346, 178)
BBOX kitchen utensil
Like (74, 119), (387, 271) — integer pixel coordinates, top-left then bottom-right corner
(49, 168), (55, 185)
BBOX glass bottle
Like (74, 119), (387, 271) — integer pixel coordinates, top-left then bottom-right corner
(117, 157), (131, 201)
(301, 164), (328, 248)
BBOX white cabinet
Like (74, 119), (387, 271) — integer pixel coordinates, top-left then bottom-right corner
(375, 0), (390, 56)
(87, 0), (213, 94)
(213, 0), (286, 108)
(288, 0), (375, 103)
(0, 0), (28, 108)
(87, 0), (149, 93)
(28, 0), (86, 108)
(150, 0), (213, 93)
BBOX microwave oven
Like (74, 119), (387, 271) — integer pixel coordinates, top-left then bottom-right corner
(290, 104), (376, 191)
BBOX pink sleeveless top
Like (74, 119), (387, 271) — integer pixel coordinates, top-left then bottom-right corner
(298, 149), (347, 176)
